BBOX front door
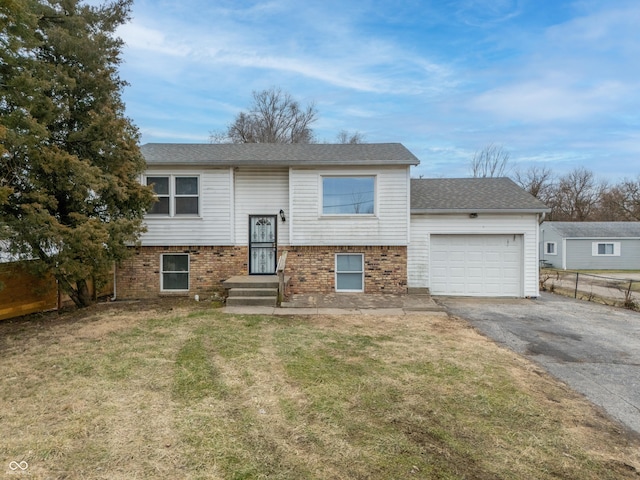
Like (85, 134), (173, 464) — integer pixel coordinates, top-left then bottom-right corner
(249, 215), (277, 274)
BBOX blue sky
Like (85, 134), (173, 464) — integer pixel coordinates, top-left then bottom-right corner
(113, 0), (640, 180)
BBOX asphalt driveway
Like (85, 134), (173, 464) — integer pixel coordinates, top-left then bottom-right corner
(437, 293), (640, 436)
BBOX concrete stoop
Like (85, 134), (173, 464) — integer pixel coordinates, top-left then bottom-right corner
(223, 275), (279, 307)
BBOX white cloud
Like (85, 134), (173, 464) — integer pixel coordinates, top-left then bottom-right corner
(454, 0), (524, 26)
(471, 80), (629, 122)
(117, 23), (192, 57)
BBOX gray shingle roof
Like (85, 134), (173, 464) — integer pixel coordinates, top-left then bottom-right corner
(544, 222), (640, 238)
(411, 177), (549, 213)
(141, 143), (420, 166)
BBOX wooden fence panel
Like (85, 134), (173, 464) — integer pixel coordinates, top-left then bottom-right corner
(0, 261), (57, 320)
(1, 261), (115, 320)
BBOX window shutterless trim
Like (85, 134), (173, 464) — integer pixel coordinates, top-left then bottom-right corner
(591, 241), (620, 256)
(160, 253), (190, 291)
(545, 242), (557, 255)
(145, 175), (200, 217)
(321, 176), (376, 216)
(335, 253), (364, 292)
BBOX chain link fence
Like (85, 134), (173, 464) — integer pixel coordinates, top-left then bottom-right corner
(540, 270), (640, 311)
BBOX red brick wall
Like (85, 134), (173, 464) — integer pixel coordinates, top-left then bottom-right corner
(116, 245), (407, 299)
(284, 246), (407, 295)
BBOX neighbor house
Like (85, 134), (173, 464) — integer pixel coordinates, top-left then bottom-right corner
(540, 222), (640, 270)
(115, 144), (549, 300)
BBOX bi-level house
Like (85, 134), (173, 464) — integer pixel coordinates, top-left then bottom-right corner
(116, 143), (418, 299)
(115, 143), (549, 300)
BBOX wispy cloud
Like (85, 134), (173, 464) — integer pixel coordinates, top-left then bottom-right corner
(116, 0), (640, 180)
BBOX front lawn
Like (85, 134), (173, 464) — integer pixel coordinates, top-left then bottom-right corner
(1, 301), (639, 479)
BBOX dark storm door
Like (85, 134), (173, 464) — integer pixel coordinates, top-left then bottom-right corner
(249, 215), (277, 274)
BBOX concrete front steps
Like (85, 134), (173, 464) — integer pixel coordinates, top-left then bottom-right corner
(223, 275), (279, 307)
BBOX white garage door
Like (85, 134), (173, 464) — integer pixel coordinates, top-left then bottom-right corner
(430, 234), (523, 296)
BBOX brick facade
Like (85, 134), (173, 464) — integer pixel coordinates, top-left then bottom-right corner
(116, 245), (408, 299)
(116, 246), (248, 299)
(284, 246), (407, 295)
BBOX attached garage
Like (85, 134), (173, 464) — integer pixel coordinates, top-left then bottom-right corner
(408, 178), (550, 298)
(430, 234), (522, 296)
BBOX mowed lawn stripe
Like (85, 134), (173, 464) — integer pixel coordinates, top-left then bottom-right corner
(0, 303), (638, 479)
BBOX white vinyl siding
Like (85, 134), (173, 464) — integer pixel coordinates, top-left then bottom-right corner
(290, 166), (410, 246)
(234, 168), (289, 246)
(409, 213), (541, 297)
(141, 168), (233, 246)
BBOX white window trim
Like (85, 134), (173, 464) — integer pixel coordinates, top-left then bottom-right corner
(335, 253), (364, 293)
(320, 175), (377, 217)
(545, 241), (557, 255)
(591, 242), (621, 256)
(146, 174), (200, 218)
(160, 253), (190, 292)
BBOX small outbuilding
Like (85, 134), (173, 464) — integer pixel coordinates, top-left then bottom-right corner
(540, 222), (640, 270)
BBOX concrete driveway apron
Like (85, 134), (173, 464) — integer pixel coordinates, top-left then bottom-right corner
(437, 293), (640, 436)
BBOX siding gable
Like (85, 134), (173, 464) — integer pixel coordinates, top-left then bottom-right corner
(290, 166), (411, 246)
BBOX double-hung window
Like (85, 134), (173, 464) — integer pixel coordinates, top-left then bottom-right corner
(161, 254), (189, 291)
(322, 176), (375, 215)
(335, 253), (364, 292)
(147, 176), (199, 216)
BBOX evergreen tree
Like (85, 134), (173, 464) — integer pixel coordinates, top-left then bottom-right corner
(0, 0), (153, 307)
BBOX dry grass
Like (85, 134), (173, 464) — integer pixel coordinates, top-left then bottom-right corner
(1, 299), (639, 479)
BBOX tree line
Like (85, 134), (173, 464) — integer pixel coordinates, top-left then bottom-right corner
(470, 145), (640, 221)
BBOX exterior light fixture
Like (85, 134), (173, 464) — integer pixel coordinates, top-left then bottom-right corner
(279, 209), (286, 222)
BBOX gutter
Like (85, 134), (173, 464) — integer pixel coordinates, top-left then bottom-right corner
(411, 208), (551, 215)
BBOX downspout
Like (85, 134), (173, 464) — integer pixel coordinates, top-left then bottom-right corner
(538, 211), (546, 224)
(111, 261), (117, 301)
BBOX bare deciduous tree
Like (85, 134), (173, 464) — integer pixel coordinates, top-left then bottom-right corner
(550, 167), (603, 221)
(336, 130), (366, 144)
(469, 144), (511, 177)
(598, 176), (640, 221)
(212, 87), (318, 144)
(512, 164), (554, 203)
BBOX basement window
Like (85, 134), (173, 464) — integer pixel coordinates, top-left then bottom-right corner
(335, 253), (364, 292)
(161, 254), (189, 291)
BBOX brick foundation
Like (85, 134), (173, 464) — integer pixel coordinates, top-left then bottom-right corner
(116, 246), (249, 299)
(116, 245), (407, 299)
(284, 246), (407, 295)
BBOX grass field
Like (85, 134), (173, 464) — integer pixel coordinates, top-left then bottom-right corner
(1, 299), (639, 479)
